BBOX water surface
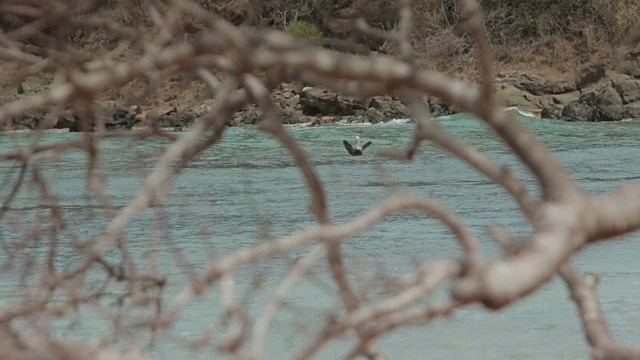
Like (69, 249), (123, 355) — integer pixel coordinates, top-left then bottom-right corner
(1, 113), (640, 359)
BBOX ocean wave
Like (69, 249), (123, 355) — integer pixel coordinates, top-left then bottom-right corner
(505, 106), (538, 118)
(284, 118), (414, 128)
(282, 107), (540, 128)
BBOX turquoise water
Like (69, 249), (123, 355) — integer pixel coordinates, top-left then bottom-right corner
(1, 113), (640, 359)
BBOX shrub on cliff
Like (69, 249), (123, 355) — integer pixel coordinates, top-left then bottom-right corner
(286, 20), (322, 40)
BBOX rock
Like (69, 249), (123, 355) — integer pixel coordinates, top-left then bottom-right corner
(310, 116), (336, 126)
(597, 83), (624, 106)
(541, 105), (563, 120)
(367, 96), (409, 119)
(105, 107), (135, 130)
(273, 83), (303, 111)
(10, 114), (38, 130)
(40, 113), (59, 129)
(510, 74), (576, 95)
(362, 108), (385, 123)
(578, 91), (599, 107)
(230, 106), (260, 126)
(496, 83), (539, 109)
(614, 49), (640, 78)
(561, 101), (593, 122)
(299, 87), (366, 116)
(279, 106), (302, 124)
(592, 105), (625, 122)
(53, 109), (81, 131)
(575, 63), (606, 90)
(623, 105), (640, 119)
(611, 77), (640, 104)
(549, 93), (577, 106)
(428, 99), (452, 118)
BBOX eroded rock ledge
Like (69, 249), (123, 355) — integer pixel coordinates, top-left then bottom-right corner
(5, 49), (640, 131)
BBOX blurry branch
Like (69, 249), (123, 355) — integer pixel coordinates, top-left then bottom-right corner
(0, 0), (640, 359)
(560, 263), (640, 360)
(381, 94), (539, 222)
(295, 260), (461, 360)
(0, 160), (28, 221)
(250, 244), (327, 359)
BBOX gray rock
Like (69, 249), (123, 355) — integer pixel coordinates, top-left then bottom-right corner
(362, 108), (386, 124)
(597, 83), (624, 106)
(299, 87), (366, 116)
(279, 106), (302, 124)
(496, 83), (538, 109)
(230, 106), (260, 126)
(614, 49), (640, 78)
(611, 78), (640, 104)
(53, 110), (80, 131)
(428, 99), (452, 118)
(512, 76), (576, 95)
(575, 63), (606, 90)
(368, 96), (409, 119)
(592, 105), (625, 122)
(541, 105), (563, 120)
(561, 101), (593, 122)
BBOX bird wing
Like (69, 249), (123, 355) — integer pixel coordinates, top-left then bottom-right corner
(362, 141), (372, 150)
(343, 140), (355, 155)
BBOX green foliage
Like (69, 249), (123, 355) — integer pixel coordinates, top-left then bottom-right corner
(286, 20), (321, 40)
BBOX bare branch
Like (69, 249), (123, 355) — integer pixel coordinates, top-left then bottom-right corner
(560, 263), (640, 359)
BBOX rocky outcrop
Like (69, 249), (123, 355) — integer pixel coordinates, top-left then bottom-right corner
(227, 83), (418, 127)
(494, 48), (640, 122)
(6, 48), (640, 132)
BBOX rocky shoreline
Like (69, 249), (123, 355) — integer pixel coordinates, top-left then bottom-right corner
(5, 49), (639, 132)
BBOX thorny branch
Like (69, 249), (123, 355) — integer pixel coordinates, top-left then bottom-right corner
(0, 0), (639, 359)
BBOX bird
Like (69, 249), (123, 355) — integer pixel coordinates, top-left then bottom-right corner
(343, 136), (372, 156)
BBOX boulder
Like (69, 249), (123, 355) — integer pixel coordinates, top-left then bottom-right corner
(361, 108), (386, 124)
(496, 83), (539, 109)
(614, 49), (640, 78)
(299, 87), (366, 116)
(279, 106), (303, 124)
(561, 101), (593, 122)
(541, 105), (563, 120)
(53, 109), (81, 131)
(10, 114), (39, 130)
(104, 106), (137, 130)
(155, 108), (197, 130)
(548, 93), (578, 106)
(273, 83), (303, 111)
(230, 106), (260, 126)
(611, 77), (640, 104)
(508, 73), (576, 95)
(428, 99), (452, 118)
(592, 105), (625, 122)
(597, 83), (624, 106)
(367, 96), (409, 119)
(575, 63), (606, 90)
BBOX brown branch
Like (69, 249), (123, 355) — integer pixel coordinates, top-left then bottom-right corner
(250, 245), (327, 359)
(294, 261), (460, 360)
(243, 74), (330, 224)
(560, 263), (640, 359)
(364, 299), (463, 339)
(145, 192), (473, 326)
(0, 159), (28, 221)
(588, 184), (640, 242)
(241, 74), (361, 347)
(383, 94), (539, 222)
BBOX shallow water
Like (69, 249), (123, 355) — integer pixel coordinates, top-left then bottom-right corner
(1, 113), (640, 359)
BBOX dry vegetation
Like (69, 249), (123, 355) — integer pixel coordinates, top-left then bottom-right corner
(1, 0), (640, 359)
